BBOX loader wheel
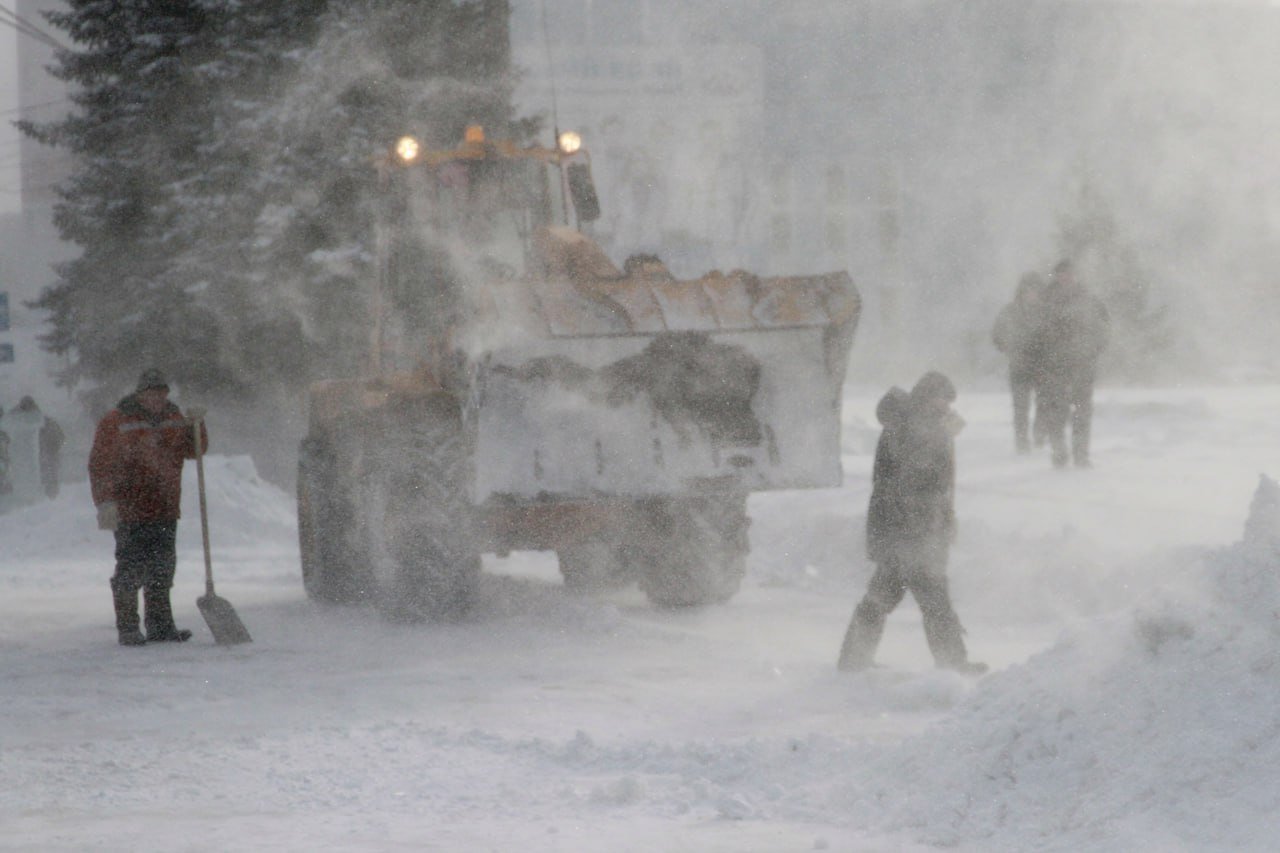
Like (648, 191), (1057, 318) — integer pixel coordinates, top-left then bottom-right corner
(631, 493), (750, 608)
(361, 394), (480, 621)
(297, 436), (371, 604)
(557, 542), (634, 593)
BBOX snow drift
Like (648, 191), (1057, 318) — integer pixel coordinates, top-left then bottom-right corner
(836, 475), (1280, 850)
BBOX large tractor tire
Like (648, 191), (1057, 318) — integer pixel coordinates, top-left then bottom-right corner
(630, 493), (751, 608)
(297, 435), (371, 604)
(359, 393), (480, 621)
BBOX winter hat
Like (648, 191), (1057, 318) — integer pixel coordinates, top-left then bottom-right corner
(136, 368), (170, 393)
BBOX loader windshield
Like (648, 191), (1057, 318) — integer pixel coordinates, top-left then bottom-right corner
(418, 155), (561, 277)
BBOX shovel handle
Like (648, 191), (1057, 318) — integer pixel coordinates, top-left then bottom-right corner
(192, 417), (214, 597)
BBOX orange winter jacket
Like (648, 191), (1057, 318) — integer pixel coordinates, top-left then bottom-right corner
(88, 395), (208, 523)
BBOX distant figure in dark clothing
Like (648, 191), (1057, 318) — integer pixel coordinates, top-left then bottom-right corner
(1029, 260), (1110, 468)
(0, 407), (10, 498)
(0, 396), (64, 507)
(838, 372), (986, 674)
(993, 272), (1046, 453)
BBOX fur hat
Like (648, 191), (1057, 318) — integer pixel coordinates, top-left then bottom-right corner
(135, 368), (170, 393)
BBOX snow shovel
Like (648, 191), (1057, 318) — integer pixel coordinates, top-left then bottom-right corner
(192, 416), (252, 645)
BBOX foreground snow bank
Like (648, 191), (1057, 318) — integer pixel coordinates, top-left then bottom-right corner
(848, 475), (1280, 850)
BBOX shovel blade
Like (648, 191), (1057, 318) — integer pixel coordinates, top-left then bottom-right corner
(197, 593), (252, 645)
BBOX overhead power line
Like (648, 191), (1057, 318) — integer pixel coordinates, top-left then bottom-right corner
(0, 5), (67, 52)
(0, 98), (71, 117)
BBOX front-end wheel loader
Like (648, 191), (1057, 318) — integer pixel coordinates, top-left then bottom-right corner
(297, 125), (860, 618)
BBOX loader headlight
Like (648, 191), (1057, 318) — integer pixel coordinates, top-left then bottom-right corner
(558, 130), (582, 154)
(395, 135), (421, 164)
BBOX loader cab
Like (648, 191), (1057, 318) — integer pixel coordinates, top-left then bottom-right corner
(384, 127), (600, 279)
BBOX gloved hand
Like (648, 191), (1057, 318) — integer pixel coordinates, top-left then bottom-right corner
(185, 406), (207, 422)
(96, 501), (119, 532)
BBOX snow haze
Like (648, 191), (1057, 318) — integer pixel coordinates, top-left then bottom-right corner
(511, 0), (1280, 382)
(5, 384), (1280, 850)
(5, 2), (1280, 849)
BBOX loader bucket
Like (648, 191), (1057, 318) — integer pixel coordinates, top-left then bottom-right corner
(469, 253), (859, 503)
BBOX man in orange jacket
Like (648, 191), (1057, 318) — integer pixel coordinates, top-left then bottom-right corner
(89, 369), (208, 646)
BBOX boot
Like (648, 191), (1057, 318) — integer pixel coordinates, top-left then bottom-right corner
(943, 660), (989, 676)
(112, 581), (146, 647)
(1050, 435), (1069, 469)
(1073, 437), (1092, 468)
(917, 579), (979, 673)
(144, 586), (193, 642)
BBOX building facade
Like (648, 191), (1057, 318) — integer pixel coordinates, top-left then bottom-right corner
(511, 0), (1280, 375)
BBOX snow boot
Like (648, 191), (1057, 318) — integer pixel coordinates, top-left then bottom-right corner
(150, 627), (193, 643)
(943, 660), (989, 676)
(144, 586), (193, 643)
(112, 580), (146, 646)
(1049, 429), (1070, 469)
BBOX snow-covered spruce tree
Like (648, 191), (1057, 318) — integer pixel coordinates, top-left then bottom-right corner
(161, 0), (327, 393)
(23, 0), (519, 403)
(243, 0), (523, 386)
(21, 0), (234, 393)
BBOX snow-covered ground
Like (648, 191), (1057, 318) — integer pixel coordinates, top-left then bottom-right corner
(4, 383), (1280, 851)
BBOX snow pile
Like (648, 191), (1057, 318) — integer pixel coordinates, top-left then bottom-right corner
(0, 455), (297, 589)
(845, 474), (1280, 850)
(175, 454), (297, 550)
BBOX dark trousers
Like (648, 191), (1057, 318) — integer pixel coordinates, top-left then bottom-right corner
(1009, 365), (1038, 452)
(1038, 368), (1096, 467)
(838, 555), (968, 670)
(111, 521), (179, 638)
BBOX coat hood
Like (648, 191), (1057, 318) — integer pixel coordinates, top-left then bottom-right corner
(910, 371), (956, 405)
(876, 386), (910, 427)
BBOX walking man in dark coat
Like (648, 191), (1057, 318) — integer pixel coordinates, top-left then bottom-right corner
(1030, 259), (1110, 468)
(89, 369), (207, 646)
(993, 271), (1046, 453)
(838, 372), (986, 674)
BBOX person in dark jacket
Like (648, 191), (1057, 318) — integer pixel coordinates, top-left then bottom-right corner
(0, 408), (10, 498)
(992, 271), (1046, 453)
(89, 369), (207, 646)
(1029, 259), (1110, 468)
(838, 372), (986, 674)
